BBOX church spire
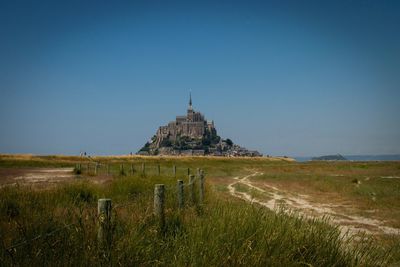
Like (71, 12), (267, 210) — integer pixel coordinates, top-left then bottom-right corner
(188, 91), (193, 110)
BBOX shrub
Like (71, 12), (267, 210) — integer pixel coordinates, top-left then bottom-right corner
(73, 167), (82, 175)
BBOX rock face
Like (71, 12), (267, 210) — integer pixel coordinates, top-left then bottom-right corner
(138, 95), (261, 157)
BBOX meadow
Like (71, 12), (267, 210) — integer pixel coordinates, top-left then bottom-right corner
(0, 155), (399, 266)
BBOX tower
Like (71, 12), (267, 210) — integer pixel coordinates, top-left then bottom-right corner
(188, 92), (193, 111)
(187, 92), (194, 122)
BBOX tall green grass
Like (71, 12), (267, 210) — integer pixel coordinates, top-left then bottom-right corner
(0, 172), (392, 266)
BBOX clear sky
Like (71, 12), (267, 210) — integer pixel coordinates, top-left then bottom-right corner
(0, 0), (399, 157)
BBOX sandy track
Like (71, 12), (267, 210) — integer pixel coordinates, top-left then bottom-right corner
(0, 168), (76, 187)
(228, 172), (400, 237)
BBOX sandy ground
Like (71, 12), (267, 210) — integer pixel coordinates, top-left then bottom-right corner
(228, 172), (400, 238)
(0, 168), (111, 188)
(0, 168), (76, 188)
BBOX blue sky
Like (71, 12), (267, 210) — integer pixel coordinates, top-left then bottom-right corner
(0, 0), (399, 157)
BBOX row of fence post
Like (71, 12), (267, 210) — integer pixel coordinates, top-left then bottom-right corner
(154, 170), (205, 229)
(97, 170), (205, 248)
(77, 163), (192, 177)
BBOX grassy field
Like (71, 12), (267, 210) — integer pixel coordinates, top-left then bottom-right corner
(249, 162), (400, 228)
(0, 155), (399, 266)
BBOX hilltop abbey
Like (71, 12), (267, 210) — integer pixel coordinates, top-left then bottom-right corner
(138, 94), (261, 157)
(154, 94), (216, 147)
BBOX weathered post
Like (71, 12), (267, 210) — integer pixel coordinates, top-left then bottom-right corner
(94, 163), (98, 175)
(142, 163), (146, 176)
(187, 167), (190, 176)
(87, 163), (90, 174)
(154, 184), (165, 229)
(177, 180), (184, 209)
(130, 163), (134, 175)
(106, 164), (110, 176)
(157, 164), (161, 176)
(199, 172), (205, 204)
(173, 165), (176, 177)
(78, 163), (81, 172)
(196, 168), (200, 177)
(189, 175), (195, 204)
(97, 199), (112, 248)
(120, 164), (124, 175)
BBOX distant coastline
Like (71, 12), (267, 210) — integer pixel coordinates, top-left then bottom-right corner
(295, 154), (400, 162)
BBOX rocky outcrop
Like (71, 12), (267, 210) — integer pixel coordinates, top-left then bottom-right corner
(138, 96), (261, 157)
(311, 154), (347, 161)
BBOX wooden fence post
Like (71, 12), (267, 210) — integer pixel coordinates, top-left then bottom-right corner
(157, 164), (161, 176)
(173, 165), (176, 177)
(197, 168), (200, 177)
(130, 163), (134, 175)
(154, 184), (165, 228)
(189, 175), (195, 204)
(106, 164), (110, 176)
(78, 163), (81, 172)
(199, 172), (205, 204)
(98, 198), (112, 248)
(177, 180), (184, 209)
(120, 164), (124, 175)
(187, 168), (190, 176)
(87, 163), (90, 174)
(94, 163), (98, 175)
(142, 163), (146, 176)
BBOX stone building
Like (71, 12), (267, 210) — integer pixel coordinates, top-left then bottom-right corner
(154, 94), (216, 147)
(138, 94), (261, 157)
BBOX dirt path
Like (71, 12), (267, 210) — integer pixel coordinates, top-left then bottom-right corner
(0, 168), (76, 187)
(0, 167), (114, 188)
(228, 172), (400, 237)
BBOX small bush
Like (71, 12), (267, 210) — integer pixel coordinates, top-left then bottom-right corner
(2, 199), (20, 218)
(73, 167), (82, 175)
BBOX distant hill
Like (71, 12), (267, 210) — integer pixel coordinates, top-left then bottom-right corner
(296, 154), (400, 162)
(311, 154), (347, 161)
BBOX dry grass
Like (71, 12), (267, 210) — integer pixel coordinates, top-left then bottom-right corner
(0, 154), (399, 265)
